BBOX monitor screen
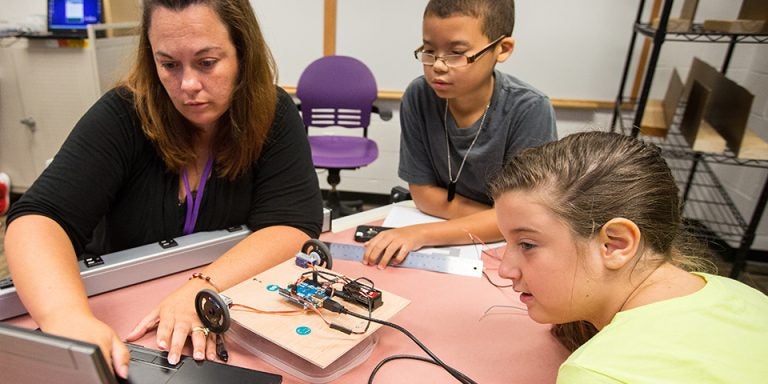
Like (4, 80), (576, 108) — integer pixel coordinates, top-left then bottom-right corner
(48, 0), (103, 32)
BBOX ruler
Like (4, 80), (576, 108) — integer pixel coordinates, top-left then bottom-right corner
(326, 242), (483, 278)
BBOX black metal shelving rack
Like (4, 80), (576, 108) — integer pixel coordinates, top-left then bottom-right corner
(610, 0), (768, 278)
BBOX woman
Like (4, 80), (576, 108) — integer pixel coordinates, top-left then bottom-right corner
(492, 131), (768, 383)
(5, 0), (322, 379)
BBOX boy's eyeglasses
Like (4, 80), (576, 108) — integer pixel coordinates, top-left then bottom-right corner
(414, 35), (508, 68)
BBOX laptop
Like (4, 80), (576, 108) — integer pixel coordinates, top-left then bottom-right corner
(24, 0), (105, 39)
(0, 323), (283, 384)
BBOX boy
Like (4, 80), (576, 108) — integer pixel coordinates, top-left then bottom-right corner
(363, 0), (556, 268)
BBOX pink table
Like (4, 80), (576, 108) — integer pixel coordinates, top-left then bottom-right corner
(6, 224), (569, 383)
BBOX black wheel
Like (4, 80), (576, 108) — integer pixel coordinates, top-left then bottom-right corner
(194, 289), (231, 334)
(301, 239), (333, 269)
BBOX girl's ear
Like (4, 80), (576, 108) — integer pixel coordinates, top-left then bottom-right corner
(598, 218), (641, 270)
(496, 36), (515, 63)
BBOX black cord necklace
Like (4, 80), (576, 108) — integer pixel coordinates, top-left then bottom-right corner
(444, 100), (489, 202)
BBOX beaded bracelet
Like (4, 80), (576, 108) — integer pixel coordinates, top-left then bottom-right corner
(189, 272), (221, 292)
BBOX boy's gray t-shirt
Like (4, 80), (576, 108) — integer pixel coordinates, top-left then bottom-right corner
(398, 70), (557, 205)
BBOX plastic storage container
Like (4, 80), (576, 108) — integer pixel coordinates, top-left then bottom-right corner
(227, 320), (378, 383)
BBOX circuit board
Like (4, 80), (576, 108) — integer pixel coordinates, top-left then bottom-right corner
(278, 281), (329, 309)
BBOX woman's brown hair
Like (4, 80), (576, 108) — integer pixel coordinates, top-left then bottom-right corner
(122, 0), (277, 180)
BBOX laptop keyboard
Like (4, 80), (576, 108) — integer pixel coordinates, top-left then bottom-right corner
(119, 343), (282, 384)
(127, 344), (181, 370)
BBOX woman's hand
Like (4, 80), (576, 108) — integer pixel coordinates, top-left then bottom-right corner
(125, 279), (217, 364)
(123, 226), (311, 363)
(42, 312), (130, 379)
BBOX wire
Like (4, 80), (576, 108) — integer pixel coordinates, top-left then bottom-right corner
(466, 232), (515, 288)
(301, 268), (351, 285)
(367, 354), (468, 384)
(230, 303), (310, 315)
(466, 232), (502, 261)
(478, 304), (528, 321)
(231, 268), (376, 334)
(323, 299), (477, 384)
(482, 270), (514, 288)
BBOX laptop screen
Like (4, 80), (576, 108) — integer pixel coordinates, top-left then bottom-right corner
(0, 323), (283, 384)
(48, 0), (103, 34)
(0, 322), (117, 384)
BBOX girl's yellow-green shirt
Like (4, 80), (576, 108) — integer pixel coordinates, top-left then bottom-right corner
(558, 273), (768, 383)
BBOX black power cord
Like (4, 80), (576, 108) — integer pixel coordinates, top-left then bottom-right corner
(322, 299), (478, 384)
(369, 355), (457, 383)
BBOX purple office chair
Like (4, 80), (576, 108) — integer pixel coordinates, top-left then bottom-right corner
(297, 55), (391, 218)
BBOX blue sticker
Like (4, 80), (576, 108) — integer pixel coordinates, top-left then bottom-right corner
(296, 326), (312, 336)
(266, 284), (279, 292)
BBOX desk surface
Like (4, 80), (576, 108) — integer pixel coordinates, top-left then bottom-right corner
(6, 206), (569, 383)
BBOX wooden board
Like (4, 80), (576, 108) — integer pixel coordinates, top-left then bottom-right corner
(702, 74), (755, 156)
(651, 18), (692, 32)
(651, 0), (698, 32)
(640, 70), (683, 137)
(692, 120), (727, 153)
(221, 259), (410, 369)
(684, 58), (755, 155)
(737, 128), (768, 161)
(680, 80), (726, 153)
(702, 19), (766, 34)
(662, 70), (684, 128)
(739, 0), (768, 33)
(683, 57), (719, 98)
(679, 0), (700, 20)
(641, 100), (667, 137)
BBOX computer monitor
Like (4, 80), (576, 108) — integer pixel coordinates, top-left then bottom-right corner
(47, 0), (103, 37)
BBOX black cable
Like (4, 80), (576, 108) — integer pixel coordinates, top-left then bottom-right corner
(322, 299), (477, 384)
(352, 276), (376, 290)
(301, 269), (346, 284)
(368, 354), (481, 384)
(367, 354), (458, 384)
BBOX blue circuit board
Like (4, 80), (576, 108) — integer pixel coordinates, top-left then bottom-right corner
(278, 281), (329, 309)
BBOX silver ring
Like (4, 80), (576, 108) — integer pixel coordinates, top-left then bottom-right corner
(191, 326), (210, 336)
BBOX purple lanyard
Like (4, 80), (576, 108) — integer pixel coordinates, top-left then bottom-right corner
(182, 156), (214, 235)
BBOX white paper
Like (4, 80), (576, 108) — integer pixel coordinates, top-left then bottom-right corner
(382, 206), (504, 261)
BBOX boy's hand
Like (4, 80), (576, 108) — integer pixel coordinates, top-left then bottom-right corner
(362, 226), (426, 269)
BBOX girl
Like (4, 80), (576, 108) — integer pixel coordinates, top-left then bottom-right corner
(492, 131), (768, 383)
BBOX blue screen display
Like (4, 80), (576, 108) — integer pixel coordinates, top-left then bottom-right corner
(48, 0), (102, 31)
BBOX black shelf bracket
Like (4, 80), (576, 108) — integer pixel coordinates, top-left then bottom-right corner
(611, 0), (768, 279)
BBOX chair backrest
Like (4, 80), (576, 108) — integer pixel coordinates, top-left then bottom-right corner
(296, 55), (378, 131)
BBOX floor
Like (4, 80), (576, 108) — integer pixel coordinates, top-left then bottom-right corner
(1, 213), (767, 295)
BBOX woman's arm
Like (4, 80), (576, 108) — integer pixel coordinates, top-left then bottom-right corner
(126, 225), (309, 364)
(5, 215), (131, 378)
